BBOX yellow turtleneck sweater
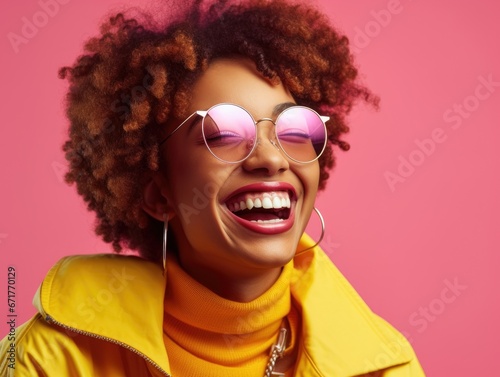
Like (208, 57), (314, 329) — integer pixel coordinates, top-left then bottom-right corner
(163, 255), (299, 377)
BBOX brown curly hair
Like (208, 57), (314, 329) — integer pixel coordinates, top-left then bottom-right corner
(59, 0), (378, 262)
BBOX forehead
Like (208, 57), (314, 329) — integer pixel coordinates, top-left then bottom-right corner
(188, 58), (295, 117)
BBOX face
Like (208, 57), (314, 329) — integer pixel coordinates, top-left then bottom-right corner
(158, 58), (320, 282)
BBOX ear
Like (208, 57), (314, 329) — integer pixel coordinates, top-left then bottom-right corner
(142, 174), (175, 222)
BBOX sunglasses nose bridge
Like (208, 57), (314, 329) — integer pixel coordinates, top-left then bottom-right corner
(254, 118), (279, 149)
(255, 117), (275, 125)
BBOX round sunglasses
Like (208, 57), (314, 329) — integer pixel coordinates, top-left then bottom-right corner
(159, 103), (329, 164)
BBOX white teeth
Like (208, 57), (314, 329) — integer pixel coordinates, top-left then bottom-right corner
(250, 219), (285, 223)
(246, 198), (254, 210)
(273, 196), (282, 209)
(262, 197), (273, 209)
(229, 192), (292, 213)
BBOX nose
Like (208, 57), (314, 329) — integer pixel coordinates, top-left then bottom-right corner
(241, 120), (289, 176)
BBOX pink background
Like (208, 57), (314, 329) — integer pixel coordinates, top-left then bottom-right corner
(1, 0), (499, 375)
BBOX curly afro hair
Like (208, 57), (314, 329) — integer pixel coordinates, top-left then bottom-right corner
(59, 0), (378, 262)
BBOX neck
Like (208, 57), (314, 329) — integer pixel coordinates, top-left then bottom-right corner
(162, 254), (297, 376)
(178, 253), (283, 302)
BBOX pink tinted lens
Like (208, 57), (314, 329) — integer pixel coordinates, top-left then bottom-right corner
(275, 107), (326, 162)
(202, 104), (256, 162)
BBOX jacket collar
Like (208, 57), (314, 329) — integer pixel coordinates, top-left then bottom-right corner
(290, 234), (415, 376)
(33, 235), (415, 376)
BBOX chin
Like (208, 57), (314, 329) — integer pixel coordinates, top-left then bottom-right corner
(227, 230), (301, 267)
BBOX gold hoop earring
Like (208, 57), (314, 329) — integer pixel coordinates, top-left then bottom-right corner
(162, 213), (168, 276)
(295, 207), (325, 256)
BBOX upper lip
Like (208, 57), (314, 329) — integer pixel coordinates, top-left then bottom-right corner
(222, 182), (297, 204)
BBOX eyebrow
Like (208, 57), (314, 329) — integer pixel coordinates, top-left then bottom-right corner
(272, 102), (297, 116)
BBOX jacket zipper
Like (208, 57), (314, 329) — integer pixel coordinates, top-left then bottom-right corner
(45, 315), (171, 377)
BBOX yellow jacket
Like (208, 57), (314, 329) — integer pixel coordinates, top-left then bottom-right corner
(1, 235), (425, 376)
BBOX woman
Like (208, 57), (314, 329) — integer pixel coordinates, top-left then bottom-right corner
(1, 0), (425, 375)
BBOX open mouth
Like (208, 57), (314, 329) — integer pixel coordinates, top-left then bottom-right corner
(222, 182), (297, 235)
(225, 191), (293, 224)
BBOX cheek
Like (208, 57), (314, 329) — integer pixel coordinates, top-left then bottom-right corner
(162, 146), (198, 209)
(167, 163), (202, 208)
(298, 162), (321, 197)
(163, 147), (227, 216)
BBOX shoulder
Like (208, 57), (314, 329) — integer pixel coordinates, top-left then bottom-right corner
(36, 253), (162, 314)
(0, 254), (166, 376)
(44, 253), (159, 279)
